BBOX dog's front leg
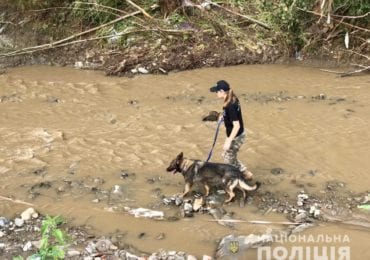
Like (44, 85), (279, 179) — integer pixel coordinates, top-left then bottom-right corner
(181, 183), (191, 198)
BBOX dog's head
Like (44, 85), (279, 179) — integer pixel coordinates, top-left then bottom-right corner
(166, 152), (184, 174)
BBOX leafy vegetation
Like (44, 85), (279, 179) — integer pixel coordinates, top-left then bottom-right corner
(13, 215), (69, 260)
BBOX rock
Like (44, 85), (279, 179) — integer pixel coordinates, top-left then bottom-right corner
(294, 212), (308, 222)
(67, 249), (81, 257)
(175, 196), (183, 206)
(271, 168), (284, 175)
(22, 241), (32, 251)
(96, 239), (112, 253)
(75, 61), (84, 69)
(193, 196), (204, 211)
(209, 208), (234, 228)
(32, 212), (39, 219)
(187, 255), (197, 260)
(15, 218), (24, 227)
(138, 67), (149, 74)
(181, 201), (194, 218)
(0, 217), (8, 227)
(109, 244), (118, 250)
(0, 231), (4, 238)
(314, 209), (321, 218)
(0, 243), (5, 250)
(21, 207), (36, 220)
(291, 223), (315, 233)
(298, 194), (309, 200)
(155, 233), (165, 240)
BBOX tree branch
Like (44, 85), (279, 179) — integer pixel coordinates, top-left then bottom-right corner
(209, 2), (271, 30)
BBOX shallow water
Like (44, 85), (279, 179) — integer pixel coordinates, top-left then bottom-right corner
(0, 65), (369, 258)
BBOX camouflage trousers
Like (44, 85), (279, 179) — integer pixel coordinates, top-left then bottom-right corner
(222, 133), (247, 172)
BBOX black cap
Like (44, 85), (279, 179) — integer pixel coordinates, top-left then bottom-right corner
(210, 80), (230, 92)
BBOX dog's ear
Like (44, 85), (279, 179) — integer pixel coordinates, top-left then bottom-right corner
(177, 152), (183, 160)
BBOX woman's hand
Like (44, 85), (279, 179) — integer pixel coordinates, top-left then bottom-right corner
(223, 138), (232, 151)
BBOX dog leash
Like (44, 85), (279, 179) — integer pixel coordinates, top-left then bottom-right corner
(206, 117), (224, 162)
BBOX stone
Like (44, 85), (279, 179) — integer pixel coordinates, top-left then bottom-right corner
(75, 61), (84, 69)
(271, 168), (284, 175)
(138, 67), (149, 74)
(0, 231), (4, 238)
(15, 218), (24, 227)
(21, 208), (36, 220)
(187, 255), (197, 260)
(67, 250), (81, 257)
(0, 217), (8, 227)
(96, 239), (112, 252)
(23, 241), (32, 252)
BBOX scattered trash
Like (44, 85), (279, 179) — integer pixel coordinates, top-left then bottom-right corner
(127, 207), (164, 219)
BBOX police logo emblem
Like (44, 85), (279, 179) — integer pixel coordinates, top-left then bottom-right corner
(228, 240), (239, 254)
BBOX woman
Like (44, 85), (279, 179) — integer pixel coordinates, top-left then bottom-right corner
(209, 80), (253, 180)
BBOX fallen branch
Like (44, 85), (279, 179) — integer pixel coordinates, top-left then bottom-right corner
(0, 27), (194, 57)
(209, 2), (271, 30)
(0, 195), (35, 206)
(207, 219), (301, 225)
(28, 6), (121, 18)
(0, 10), (142, 58)
(332, 11), (370, 19)
(73, 1), (127, 15)
(126, 0), (153, 19)
(340, 66), (370, 77)
(298, 8), (370, 33)
(320, 66), (370, 77)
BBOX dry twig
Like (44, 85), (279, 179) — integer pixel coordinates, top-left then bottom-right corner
(126, 0), (153, 19)
(209, 2), (271, 30)
(0, 195), (35, 206)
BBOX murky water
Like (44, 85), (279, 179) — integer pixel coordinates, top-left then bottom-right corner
(0, 65), (369, 258)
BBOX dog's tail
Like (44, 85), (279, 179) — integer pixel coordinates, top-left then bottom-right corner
(238, 180), (261, 191)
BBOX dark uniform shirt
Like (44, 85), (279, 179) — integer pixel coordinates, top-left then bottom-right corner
(223, 99), (244, 137)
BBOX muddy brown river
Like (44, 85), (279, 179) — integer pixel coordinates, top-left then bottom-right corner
(0, 65), (369, 259)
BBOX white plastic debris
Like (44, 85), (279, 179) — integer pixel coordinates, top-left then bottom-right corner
(127, 207), (164, 219)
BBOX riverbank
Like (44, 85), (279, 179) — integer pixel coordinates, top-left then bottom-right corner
(1, 64), (370, 259)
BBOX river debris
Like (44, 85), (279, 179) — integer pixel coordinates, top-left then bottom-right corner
(126, 207), (164, 220)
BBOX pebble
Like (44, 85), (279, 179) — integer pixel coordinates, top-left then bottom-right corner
(67, 250), (81, 257)
(96, 239), (112, 252)
(0, 231), (4, 238)
(138, 67), (149, 74)
(0, 243), (5, 249)
(23, 241), (32, 251)
(15, 218), (24, 227)
(0, 217), (8, 227)
(21, 208), (36, 221)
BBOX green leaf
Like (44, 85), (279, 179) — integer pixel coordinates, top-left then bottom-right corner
(53, 229), (65, 244)
(39, 236), (49, 250)
(50, 246), (65, 259)
(12, 256), (24, 260)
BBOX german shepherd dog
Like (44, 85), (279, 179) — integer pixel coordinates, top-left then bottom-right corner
(166, 152), (261, 203)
